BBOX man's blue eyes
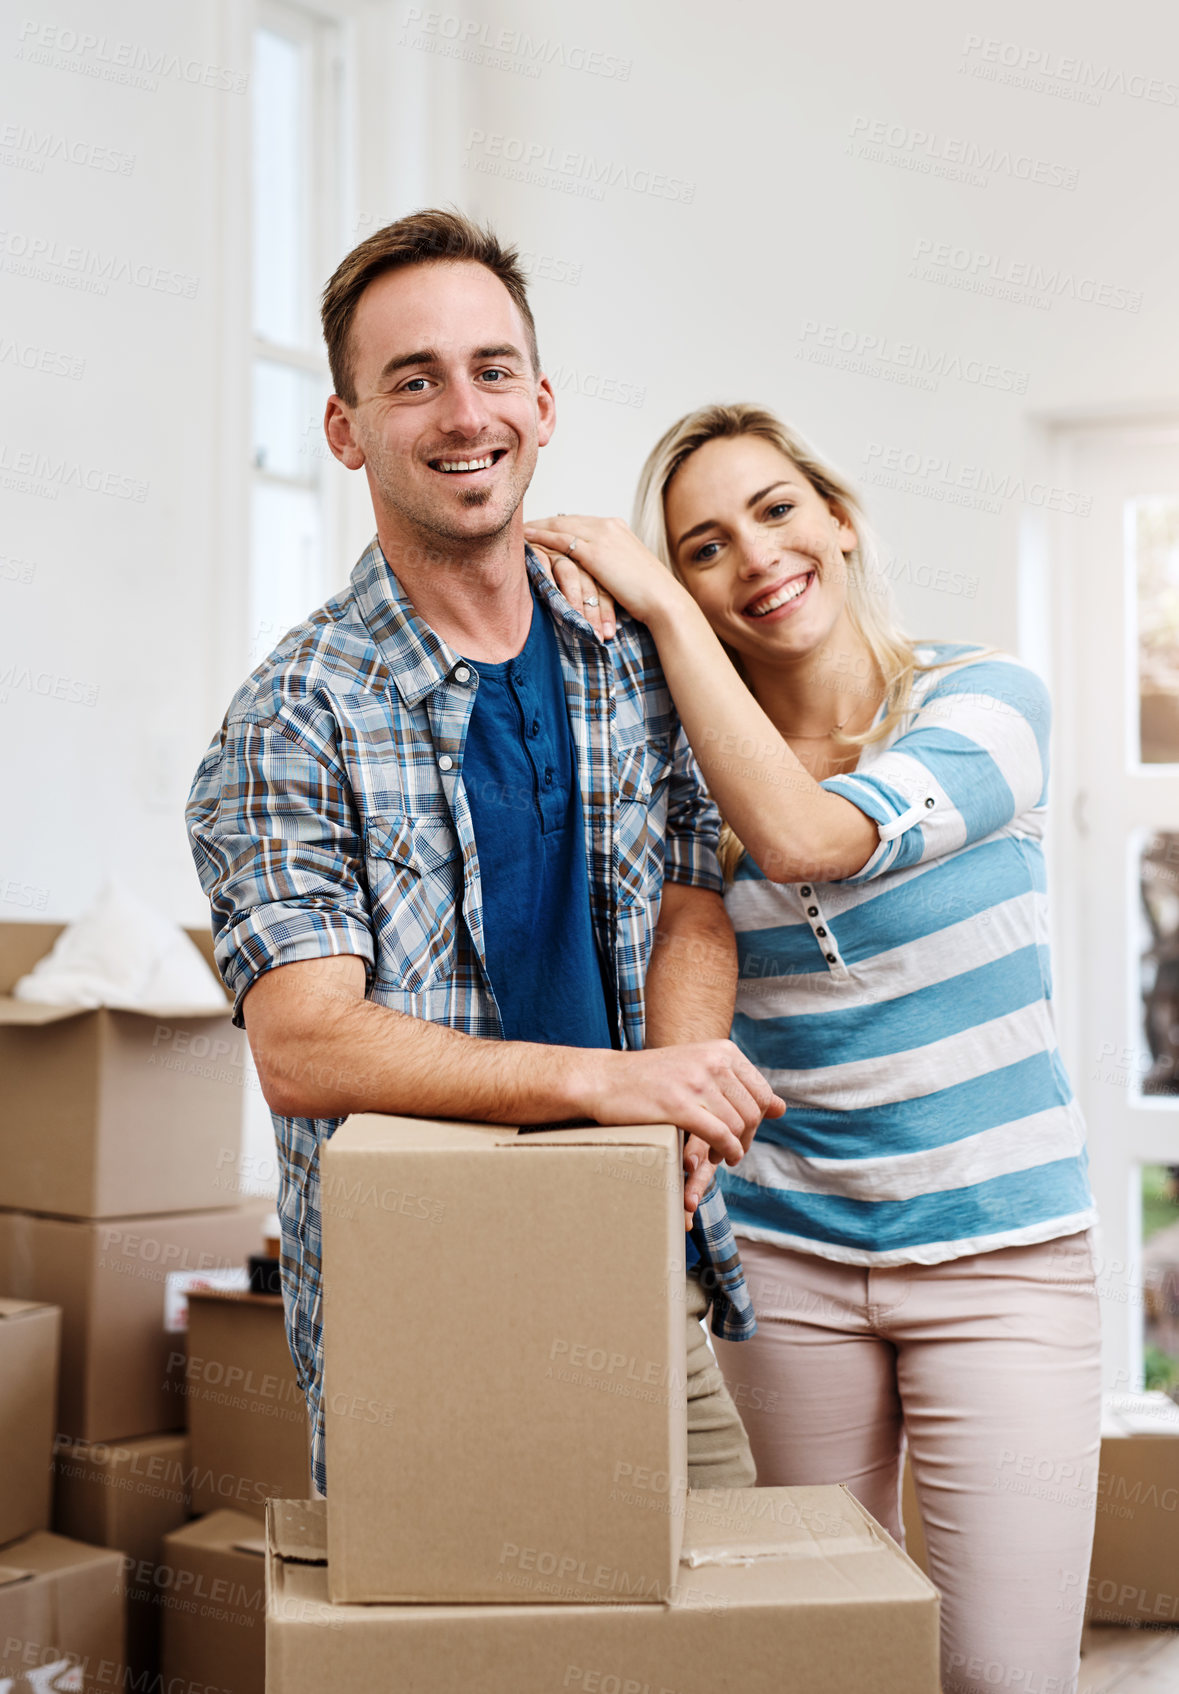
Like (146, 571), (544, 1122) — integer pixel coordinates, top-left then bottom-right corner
(400, 369), (510, 393)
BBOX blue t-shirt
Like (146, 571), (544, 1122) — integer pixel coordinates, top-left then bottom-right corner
(462, 591), (697, 1267)
(462, 592), (616, 1049)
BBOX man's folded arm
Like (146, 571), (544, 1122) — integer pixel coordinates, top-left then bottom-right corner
(242, 954), (775, 1165)
(195, 706), (778, 1160)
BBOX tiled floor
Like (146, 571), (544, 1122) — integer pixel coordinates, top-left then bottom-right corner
(1079, 1628), (1179, 1692)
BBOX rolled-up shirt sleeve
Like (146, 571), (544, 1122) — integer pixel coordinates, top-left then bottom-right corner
(822, 655), (1051, 885)
(186, 703), (374, 1025)
(664, 724), (724, 892)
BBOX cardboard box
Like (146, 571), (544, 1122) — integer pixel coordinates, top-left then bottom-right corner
(0, 1298), (59, 1546)
(0, 1530), (124, 1694)
(0, 921), (244, 1219)
(322, 1115), (687, 1604)
(266, 1488), (941, 1693)
(53, 1432), (190, 1683)
(161, 1512), (267, 1694)
(186, 1291), (312, 1520)
(1085, 1391), (1179, 1627)
(0, 1205), (268, 1441)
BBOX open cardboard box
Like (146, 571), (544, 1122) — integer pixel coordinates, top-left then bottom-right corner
(0, 921), (244, 1219)
(322, 1114), (688, 1604)
(266, 1487), (941, 1693)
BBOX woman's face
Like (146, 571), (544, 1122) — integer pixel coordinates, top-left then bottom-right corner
(663, 434), (858, 668)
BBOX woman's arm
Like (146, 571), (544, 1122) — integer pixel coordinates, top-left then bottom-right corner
(525, 515), (878, 882)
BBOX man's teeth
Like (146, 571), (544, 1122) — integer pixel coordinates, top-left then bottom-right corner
(437, 455), (495, 473)
(747, 575), (812, 616)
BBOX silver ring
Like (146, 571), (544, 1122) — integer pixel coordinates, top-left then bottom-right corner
(568, 538), (578, 555)
(584, 595), (600, 607)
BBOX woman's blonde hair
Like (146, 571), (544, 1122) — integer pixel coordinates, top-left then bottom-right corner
(632, 402), (943, 880)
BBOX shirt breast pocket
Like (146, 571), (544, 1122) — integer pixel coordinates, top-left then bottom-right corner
(365, 813), (459, 991)
(615, 742), (672, 910)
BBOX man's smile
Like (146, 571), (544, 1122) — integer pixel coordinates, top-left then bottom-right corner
(427, 447), (509, 477)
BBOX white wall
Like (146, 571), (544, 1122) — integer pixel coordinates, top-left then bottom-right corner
(0, 2), (249, 925)
(3, 0), (1178, 928)
(393, 0), (1178, 650)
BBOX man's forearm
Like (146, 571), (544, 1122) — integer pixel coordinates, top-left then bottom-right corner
(246, 955), (587, 1124)
(644, 883), (738, 1049)
(242, 951), (769, 1166)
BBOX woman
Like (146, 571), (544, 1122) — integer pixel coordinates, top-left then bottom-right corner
(524, 404), (1101, 1694)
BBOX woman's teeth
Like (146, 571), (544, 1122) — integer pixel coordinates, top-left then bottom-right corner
(746, 574), (812, 616)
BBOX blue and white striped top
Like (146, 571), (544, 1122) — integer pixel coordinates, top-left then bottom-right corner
(719, 644), (1095, 1265)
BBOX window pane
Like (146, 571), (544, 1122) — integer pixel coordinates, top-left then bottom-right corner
(253, 28), (305, 346)
(1140, 833), (1179, 1094)
(1134, 497), (1179, 764)
(253, 360), (325, 483)
(249, 481), (323, 666)
(1142, 1164), (1179, 1404)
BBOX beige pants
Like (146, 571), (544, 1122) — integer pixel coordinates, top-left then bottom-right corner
(715, 1232), (1102, 1694)
(685, 1272), (757, 1489)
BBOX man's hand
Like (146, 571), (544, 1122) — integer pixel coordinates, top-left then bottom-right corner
(682, 1133), (716, 1223)
(578, 1039), (784, 1168)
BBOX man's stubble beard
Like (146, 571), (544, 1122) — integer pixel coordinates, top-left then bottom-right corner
(366, 436), (531, 553)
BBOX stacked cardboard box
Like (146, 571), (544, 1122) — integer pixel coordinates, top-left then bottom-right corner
(0, 1296), (128, 1689)
(55, 1432), (191, 1679)
(0, 1299), (59, 1546)
(141, 1290), (312, 1691)
(0, 1531), (126, 1692)
(161, 1511), (269, 1692)
(1086, 1391), (1179, 1627)
(263, 1113), (941, 1687)
(184, 1290), (313, 1520)
(0, 919), (275, 1689)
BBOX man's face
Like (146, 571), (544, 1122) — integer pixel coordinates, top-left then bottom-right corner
(326, 260), (555, 552)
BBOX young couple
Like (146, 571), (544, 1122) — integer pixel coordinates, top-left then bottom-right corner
(187, 208), (1099, 1694)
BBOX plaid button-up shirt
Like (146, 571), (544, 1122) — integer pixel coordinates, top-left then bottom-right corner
(187, 540), (757, 1491)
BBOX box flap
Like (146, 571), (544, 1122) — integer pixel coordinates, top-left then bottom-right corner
(0, 1565), (34, 1589)
(0, 996), (88, 1025)
(167, 1509), (269, 1551)
(507, 1125), (677, 1149)
(268, 1498), (328, 1564)
(186, 1287), (284, 1311)
(0, 922), (66, 992)
(230, 1538), (268, 1558)
(1104, 1390), (1179, 1437)
(113, 1001), (232, 1020)
(0, 1296), (56, 1321)
(681, 1485), (885, 1567)
(335, 1114), (677, 1153)
(0, 995), (231, 1025)
(0, 1532), (124, 1579)
(338, 1113), (518, 1151)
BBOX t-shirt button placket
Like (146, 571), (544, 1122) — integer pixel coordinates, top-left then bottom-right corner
(798, 884), (845, 973)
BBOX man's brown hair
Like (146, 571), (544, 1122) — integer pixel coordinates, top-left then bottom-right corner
(320, 207), (540, 404)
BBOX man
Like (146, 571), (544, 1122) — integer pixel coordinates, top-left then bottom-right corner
(186, 209), (782, 1497)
